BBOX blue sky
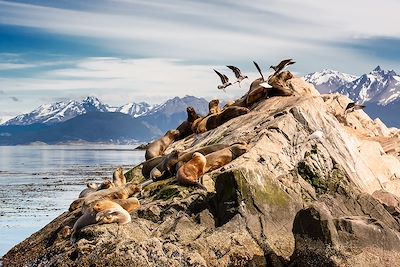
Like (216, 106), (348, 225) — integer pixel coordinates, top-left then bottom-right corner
(0, 0), (399, 122)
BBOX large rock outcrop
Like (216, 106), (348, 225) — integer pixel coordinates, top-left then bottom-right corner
(3, 78), (400, 266)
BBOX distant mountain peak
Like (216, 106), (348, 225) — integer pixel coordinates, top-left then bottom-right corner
(303, 69), (357, 94)
(373, 65), (382, 72)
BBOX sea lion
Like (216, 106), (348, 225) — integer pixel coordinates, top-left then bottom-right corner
(92, 198), (140, 213)
(145, 129), (180, 160)
(176, 106), (200, 140)
(92, 199), (124, 213)
(176, 152), (207, 190)
(204, 143), (248, 172)
(142, 156), (164, 178)
(267, 71), (294, 96)
(96, 208), (131, 225)
(196, 106), (249, 133)
(113, 166), (126, 187)
(191, 116), (205, 133)
(208, 99), (221, 115)
(79, 183), (99, 198)
(82, 182), (141, 213)
(178, 143), (231, 163)
(150, 150), (181, 181)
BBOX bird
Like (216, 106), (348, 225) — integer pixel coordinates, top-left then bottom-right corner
(213, 69), (232, 92)
(344, 102), (366, 114)
(270, 59), (295, 75)
(226, 65), (248, 87)
(253, 61), (265, 82)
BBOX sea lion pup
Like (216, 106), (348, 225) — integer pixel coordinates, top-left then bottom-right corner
(191, 116), (205, 133)
(176, 152), (207, 190)
(79, 183), (99, 198)
(178, 143), (231, 163)
(145, 129), (180, 160)
(142, 156), (164, 178)
(267, 71), (294, 96)
(196, 106), (250, 133)
(208, 99), (221, 115)
(204, 143), (248, 172)
(113, 166), (126, 187)
(150, 149), (181, 181)
(96, 208), (131, 225)
(176, 106), (200, 140)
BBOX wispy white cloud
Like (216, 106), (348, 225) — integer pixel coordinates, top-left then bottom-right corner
(0, 63), (37, 70)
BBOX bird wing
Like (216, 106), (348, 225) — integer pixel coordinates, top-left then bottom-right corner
(214, 69), (227, 83)
(253, 61), (264, 81)
(227, 65), (242, 79)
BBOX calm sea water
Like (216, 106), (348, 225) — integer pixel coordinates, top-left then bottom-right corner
(0, 144), (144, 257)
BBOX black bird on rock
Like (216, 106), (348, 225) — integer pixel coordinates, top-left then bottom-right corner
(213, 69), (232, 92)
(344, 102), (366, 114)
(226, 65), (248, 87)
(270, 59), (295, 75)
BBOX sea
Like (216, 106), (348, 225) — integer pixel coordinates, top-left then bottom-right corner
(0, 144), (144, 257)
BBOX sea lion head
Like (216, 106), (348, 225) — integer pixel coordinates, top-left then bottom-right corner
(87, 182), (98, 189)
(229, 144), (248, 159)
(99, 179), (115, 189)
(186, 106), (199, 122)
(167, 129), (180, 139)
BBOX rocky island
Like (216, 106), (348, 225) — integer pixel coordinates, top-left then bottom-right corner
(3, 77), (400, 267)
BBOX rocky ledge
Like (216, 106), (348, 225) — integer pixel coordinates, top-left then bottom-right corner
(3, 78), (400, 267)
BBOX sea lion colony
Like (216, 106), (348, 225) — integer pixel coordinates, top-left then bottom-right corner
(65, 59), (360, 242)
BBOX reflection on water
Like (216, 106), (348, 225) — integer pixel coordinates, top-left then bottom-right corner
(0, 144), (144, 257)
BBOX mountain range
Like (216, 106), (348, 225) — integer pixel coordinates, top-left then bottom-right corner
(304, 66), (400, 127)
(0, 96), (209, 145)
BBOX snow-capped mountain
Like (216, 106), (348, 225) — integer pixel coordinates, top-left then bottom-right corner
(3, 96), (110, 125)
(303, 69), (357, 94)
(116, 102), (154, 118)
(147, 95), (208, 117)
(334, 66), (400, 105)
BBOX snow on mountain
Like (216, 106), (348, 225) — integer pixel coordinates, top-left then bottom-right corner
(303, 69), (357, 94)
(116, 102), (154, 118)
(4, 96), (110, 125)
(334, 66), (400, 105)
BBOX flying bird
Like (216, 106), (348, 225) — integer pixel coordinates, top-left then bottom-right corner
(253, 61), (265, 82)
(213, 69), (232, 92)
(270, 59), (295, 75)
(226, 65), (248, 87)
(344, 102), (366, 114)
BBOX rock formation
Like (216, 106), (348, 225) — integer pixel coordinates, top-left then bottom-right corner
(3, 77), (400, 267)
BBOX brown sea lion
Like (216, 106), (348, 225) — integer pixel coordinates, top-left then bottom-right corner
(112, 166), (126, 187)
(92, 199), (123, 213)
(176, 152), (207, 190)
(196, 106), (249, 133)
(150, 150), (181, 181)
(176, 106), (200, 140)
(191, 116), (205, 133)
(267, 71), (294, 96)
(96, 208), (131, 225)
(145, 129), (180, 160)
(208, 99), (221, 115)
(142, 156), (164, 178)
(204, 143), (248, 172)
(82, 182), (141, 213)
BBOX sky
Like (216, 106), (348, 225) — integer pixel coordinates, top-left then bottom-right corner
(0, 0), (400, 122)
